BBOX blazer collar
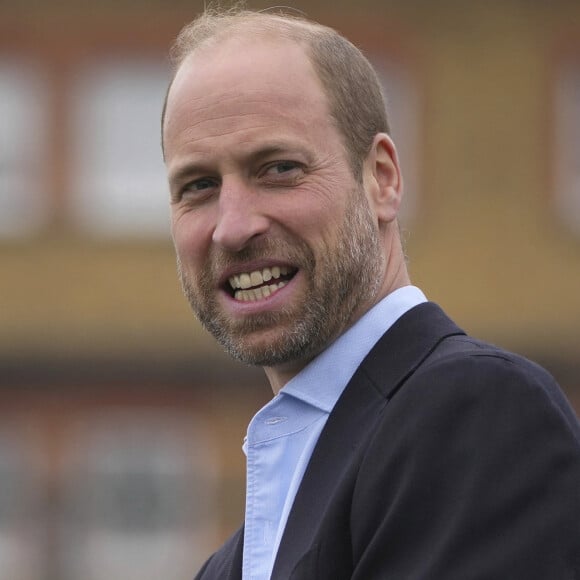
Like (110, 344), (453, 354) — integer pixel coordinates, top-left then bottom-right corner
(359, 301), (465, 400)
(271, 302), (464, 578)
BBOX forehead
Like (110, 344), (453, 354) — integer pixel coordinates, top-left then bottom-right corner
(163, 36), (334, 154)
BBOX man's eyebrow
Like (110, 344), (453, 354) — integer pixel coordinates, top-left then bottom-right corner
(245, 141), (311, 164)
(168, 162), (210, 187)
(250, 142), (298, 157)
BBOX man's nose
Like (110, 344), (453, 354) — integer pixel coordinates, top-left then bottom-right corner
(212, 181), (270, 252)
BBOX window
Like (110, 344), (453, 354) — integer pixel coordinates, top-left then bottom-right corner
(0, 59), (49, 238)
(0, 426), (44, 580)
(61, 410), (218, 580)
(554, 58), (580, 236)
(69, 59), (171, 238)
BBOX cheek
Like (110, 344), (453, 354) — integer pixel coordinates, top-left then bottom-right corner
(286, 204), (348, 249)
(279, 188), (346, 233)
(171, 214), (213, 267)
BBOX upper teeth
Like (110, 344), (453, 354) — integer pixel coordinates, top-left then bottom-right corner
(229, 266), (290, 290)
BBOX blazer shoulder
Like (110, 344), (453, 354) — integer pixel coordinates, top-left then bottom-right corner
(411, 334), (580, 440)
(351, 336), (580, 579)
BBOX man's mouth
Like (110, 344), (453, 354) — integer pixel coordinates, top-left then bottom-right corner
(227, 266), (297, 302)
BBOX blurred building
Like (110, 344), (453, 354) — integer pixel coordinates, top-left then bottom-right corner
(0, 0), (579, 578)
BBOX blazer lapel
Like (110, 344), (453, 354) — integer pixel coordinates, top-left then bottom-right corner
(271, 303), (464, 578)
(195, 525), (244, 580)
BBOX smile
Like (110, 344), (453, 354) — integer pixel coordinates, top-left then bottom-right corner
(228, 266), (296, 302)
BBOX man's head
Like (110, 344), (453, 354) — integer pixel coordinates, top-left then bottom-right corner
(162, 8), (390, 182)
(163, 8), (408, 390)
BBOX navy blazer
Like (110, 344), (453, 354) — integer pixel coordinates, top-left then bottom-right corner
(196, 303), (580, 579)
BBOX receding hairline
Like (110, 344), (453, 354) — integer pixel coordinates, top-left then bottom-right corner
(162, 15), (344, 157)
(163, 12), (342, 120)
(168, 10), (336, 72)
(162, 24), (329, 153)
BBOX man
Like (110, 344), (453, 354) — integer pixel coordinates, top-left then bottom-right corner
(162, 8), (580, 580)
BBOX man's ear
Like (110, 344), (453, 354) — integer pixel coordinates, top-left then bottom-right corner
(362, 133), (403, 224)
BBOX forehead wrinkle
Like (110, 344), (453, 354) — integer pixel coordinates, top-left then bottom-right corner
(166, 100), (313, 154)
(170, 97), (317, 155)
(170, 85), (307, 118)
(167, 76), (319, 121)
(185, 109), (284, 131)
(180, 122), (284, 151)
(177, 98), (310, 128)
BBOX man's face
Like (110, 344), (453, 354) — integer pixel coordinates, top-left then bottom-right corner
(163, 37), (385, 376)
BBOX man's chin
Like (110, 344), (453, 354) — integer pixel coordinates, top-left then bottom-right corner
(196, 302), (324, 368)
(215, 328), (300, 368)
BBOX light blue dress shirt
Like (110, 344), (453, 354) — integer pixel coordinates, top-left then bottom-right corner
(241, 286), (427, 580)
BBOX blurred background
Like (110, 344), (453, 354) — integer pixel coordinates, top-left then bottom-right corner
(0, 0), (579, 578)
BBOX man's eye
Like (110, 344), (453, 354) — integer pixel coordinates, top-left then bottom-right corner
(173, 177), (219, 204)
(180, 178), (219, 197)
(264, 161), (302, 176)
(188, 178), (216, 191)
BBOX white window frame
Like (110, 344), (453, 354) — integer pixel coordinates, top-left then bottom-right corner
(0, 58), (50, 238)
(553, 57), (580, 236)
(69, 57), (171, 239)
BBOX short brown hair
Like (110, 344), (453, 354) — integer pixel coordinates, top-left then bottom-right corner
(162, 7), (390, 181)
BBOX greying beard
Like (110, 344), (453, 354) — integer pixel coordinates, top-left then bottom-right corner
(177, 189), (383, 367)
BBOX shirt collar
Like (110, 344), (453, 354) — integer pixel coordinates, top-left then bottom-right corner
(280, 285), (427, 413)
